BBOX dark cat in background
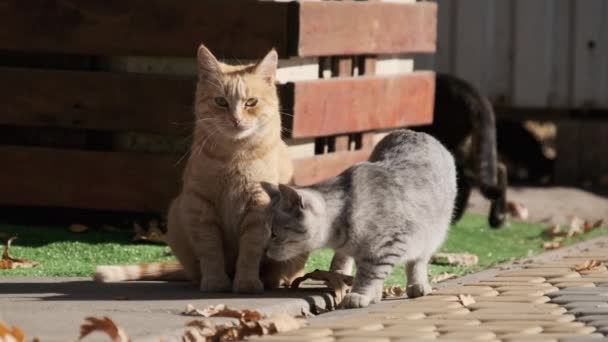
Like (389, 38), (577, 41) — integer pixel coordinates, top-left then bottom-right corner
(415, 73), (507, 228)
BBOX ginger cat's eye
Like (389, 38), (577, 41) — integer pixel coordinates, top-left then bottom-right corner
(214, 97), (228, 108)
(245, 98), (258, 107)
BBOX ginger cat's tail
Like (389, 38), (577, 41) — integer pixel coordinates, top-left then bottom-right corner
(93, 261), (189, 282)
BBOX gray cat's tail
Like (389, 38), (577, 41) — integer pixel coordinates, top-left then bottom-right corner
(475, 97), (502, 200)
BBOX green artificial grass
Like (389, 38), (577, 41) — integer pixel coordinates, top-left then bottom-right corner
(1, 214), (607, 284)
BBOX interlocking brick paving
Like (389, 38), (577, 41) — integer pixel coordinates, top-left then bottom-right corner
(253, 245), (608, 342)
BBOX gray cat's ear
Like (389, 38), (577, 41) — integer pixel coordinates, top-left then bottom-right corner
(278, 184), (304, 210)
(197, 44), (221, 80)
(260, 182), (280, 204)
(254, 49), (278, 85)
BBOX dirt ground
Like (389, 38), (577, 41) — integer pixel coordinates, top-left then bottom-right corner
(468, 186), (608, 225)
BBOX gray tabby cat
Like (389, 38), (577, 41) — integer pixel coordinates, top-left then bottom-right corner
(262, 129), (456, 308)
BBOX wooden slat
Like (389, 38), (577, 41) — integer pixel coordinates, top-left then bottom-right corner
(0, 146), (371, 211)
(0, 1), (291, 58)
(293, 149), (372, 187)
(0, 67), (194, 136)
(288, 71), (435, 138)
(0, 1), (436, 58)
(297, 2), (437, 56)
(0, 146), (181, 212)
(0, 68), (434, 138)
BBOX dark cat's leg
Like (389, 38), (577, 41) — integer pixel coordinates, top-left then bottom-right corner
(330, 252), (354, 276)
(405, 257), (432, 298)
(342, 257), (395, 308)
(452, 164), (471, 223)
(489, 163), (508, 228)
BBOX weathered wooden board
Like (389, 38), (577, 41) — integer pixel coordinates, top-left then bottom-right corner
(0, 146), (372, 211)
(0, 1), (291, 58)
(288, 72), (435, 138)
(293, 149), (372, 187)
(0, 1), (436, 57)
(297, 1), (437, 57)
(0, 68), (434, 137)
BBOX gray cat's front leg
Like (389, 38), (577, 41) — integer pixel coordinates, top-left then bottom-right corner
(330, 252), (354, 276)
(406, 257), (432, 298)
(341, 259), (392, 309)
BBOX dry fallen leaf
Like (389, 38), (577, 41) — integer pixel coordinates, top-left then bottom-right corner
(79, 316), (130, 342)
(0, 237), (40, 270)
(383, 285), (406, 298)
(291, 270), (353, 305)
(573, 260), (603, 272)
(543, 240), (563, 250)
(544, 224), (566, 238)
(133, 221), (166, 244)
(0, 320), (26, 342)
(431, 272), (457, 283)
(182, 304), (264, 322)
(69, 224), (90, 233)
(458, 294), (476, 307)
(567, 216), (585, 238)
(431, 253), (478, 266)
(507, 201), (529, 220)
(584, 219), (604, 233)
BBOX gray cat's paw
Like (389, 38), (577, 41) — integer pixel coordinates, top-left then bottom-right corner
(406, 283), (432, 298)
(340, 293), (372, 309)
(233, 276), (264, 294)
(200, 274), (232, 293)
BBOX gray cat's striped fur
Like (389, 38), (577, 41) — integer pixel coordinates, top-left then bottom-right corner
(263, 129), (457, 308)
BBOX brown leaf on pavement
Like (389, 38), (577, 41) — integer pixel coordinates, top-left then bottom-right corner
(431, 253), (479, 266)
(431, 272), (457, 283)
(543, 240), (563, 250)
(0, 320), (26, 342)
(383, 285), (406, 298)
(183, 314), (305, 341)
(567, 216), (585, 238)
(182, 304), (264, 322)
(544, 224), (566, 238)
(0, 237), (40, 270)
(573, 260), (603, 272)
(583, 219), (604, 233)
(69, 224), (90, 233)
(79, 316), (131, 342)
(458, 294), (476, 307)
(507, 201), (529, 220)
(291, 269), (353, 305)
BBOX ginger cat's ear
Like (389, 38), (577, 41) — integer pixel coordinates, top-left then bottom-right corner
(278, 184), (303, 210)
(254, 49), (278, 85)
(197, 44), (221, 80)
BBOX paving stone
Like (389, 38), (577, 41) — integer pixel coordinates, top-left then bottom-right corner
(398, 319), (481, 326)
(469, 282), (554, 288)
(469, 306), (566, 315)
(559, 337), (608, 342)
(414, 295), (461, 302)
(336, 338), (390, 342)
(495, 285), (558, 292)
(333, 329), (438, 339)
(440, 331), (497, 340)
(460, 313), (576, 322)
(565, 302), (608, 309)
(502, 333), (604, 341)
(251, 336), (335, 342)
(474, 295), (550, 303)
(550, 278), (605, 284)
(438, 324), (541, 335)
(431, 286), (499, 297)
(502, 338), (557, 342)
(371, 307), (469, 315)
(549, 288), (608, 296)
(552, 296), (608, 304)
(555, 283), (597, 289)
(468, 302), (560, 310)
(497, 271), (581, 279)
(313, 321), (384, 331)
(480, 277), (547, 284)
(384, 301), (464, 309)
(598, 326), (608, 334)
(576, 315), (608, 322)
(542, 325), (597, 334)
(281, 328), (334, 337)
(500, 290), (551, 297)
(570, 307), (608, 316)
(364, 312), (427, 320)
(586, 319), (608, 327)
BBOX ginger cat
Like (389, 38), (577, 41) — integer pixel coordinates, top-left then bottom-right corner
(94, 45), (307, 293)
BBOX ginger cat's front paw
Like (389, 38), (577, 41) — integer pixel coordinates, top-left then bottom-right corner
(406, 282), (432, 298)
(340, 292), (372, 309)
(200, 274), (232, 293)
(232, 276), (264, 294)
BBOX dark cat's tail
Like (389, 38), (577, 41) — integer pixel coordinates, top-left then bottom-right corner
(473, 96), (502, 200)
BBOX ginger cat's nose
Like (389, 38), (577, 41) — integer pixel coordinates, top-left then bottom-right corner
(231, 118), (241, 128)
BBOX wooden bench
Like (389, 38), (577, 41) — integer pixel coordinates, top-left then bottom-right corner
(0, 0), (437, 213)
